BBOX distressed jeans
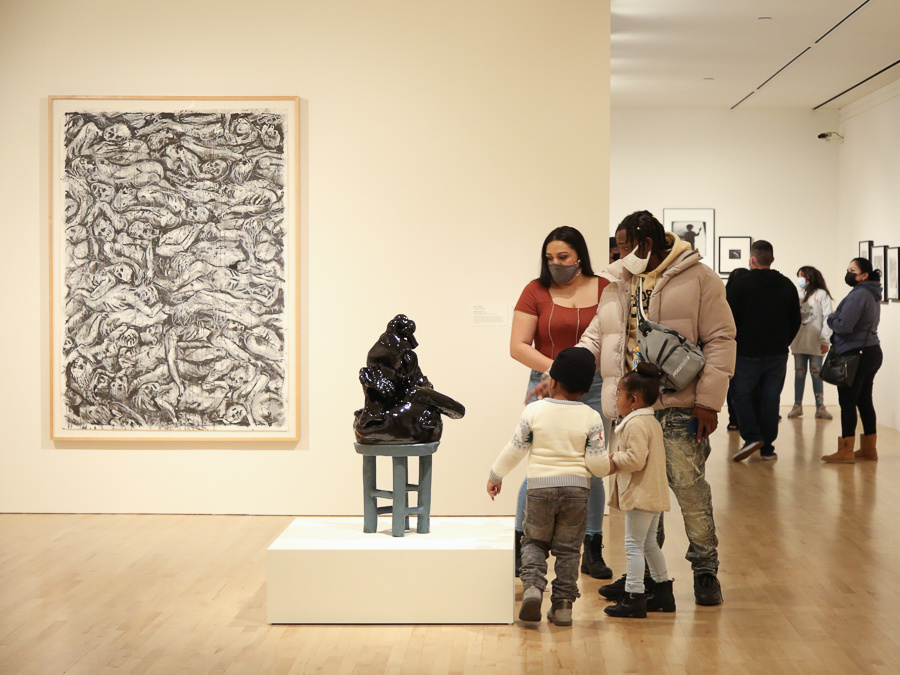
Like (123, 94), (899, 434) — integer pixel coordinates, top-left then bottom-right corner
(793, 353), (825, 407)
(655, 407), (719, 575)
(520, 486), (589, 603)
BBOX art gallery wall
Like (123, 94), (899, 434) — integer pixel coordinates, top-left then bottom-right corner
(610, 107), (843, 407)
(0, 0), (611, 515)
(837, 81), (900, 431)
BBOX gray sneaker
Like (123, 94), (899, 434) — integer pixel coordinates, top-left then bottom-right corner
(787, 404), (803, 418)
(815, 406), (833, 419)
(547, 600), (573, 626)
(519, 586), (543, 622)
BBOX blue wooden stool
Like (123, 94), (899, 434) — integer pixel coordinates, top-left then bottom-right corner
(353, 441), (439, 537)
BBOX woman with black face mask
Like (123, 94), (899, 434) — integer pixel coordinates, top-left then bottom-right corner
(821, 257), (883, 463)
(510, 226), (612, 580)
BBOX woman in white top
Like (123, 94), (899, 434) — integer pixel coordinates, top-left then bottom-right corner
(787, 266), (834, 419)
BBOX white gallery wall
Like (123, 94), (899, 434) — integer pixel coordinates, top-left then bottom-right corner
(0, 0), (611, 514)
(837, 82), (900, 431)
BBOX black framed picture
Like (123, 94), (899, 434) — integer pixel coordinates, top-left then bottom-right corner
(859, 240), (873, 260)
(717, 236), (752, 277)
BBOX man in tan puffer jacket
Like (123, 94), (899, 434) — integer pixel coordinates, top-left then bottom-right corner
(571, 211), (736, 605)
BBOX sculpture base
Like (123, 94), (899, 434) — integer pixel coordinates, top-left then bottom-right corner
(267, 516), (515, 624)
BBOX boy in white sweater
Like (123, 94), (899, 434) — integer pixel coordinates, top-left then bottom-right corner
(487, 347), (612, 626)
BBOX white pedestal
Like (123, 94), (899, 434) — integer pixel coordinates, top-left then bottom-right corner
(267, 516), (515, 624)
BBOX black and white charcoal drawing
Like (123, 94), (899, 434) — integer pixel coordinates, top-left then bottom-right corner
(56, 101), (297, 436)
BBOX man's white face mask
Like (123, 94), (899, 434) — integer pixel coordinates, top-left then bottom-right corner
(622, 245), (651, 275)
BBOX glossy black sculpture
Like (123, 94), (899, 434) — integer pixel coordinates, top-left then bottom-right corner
(353, 315), (465, 444)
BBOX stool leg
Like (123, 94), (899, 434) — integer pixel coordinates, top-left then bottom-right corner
(362, 455), (377, 533)
(392, 456), (408, 537)
(417, 455), (432, 534)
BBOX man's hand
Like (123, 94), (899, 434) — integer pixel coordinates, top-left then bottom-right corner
(486, 480), (502, 500)
(821, 344), (829, 355)
(691, 406), (718, 442)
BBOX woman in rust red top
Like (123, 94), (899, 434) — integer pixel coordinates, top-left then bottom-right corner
(510, 226), (612, 579)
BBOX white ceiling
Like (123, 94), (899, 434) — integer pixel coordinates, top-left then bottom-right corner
(611, 0), (900, 109)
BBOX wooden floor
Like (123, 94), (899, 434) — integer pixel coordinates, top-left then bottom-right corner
(2, 409), (899, 674)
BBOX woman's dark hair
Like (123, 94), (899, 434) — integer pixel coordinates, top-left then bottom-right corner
(797, 265), (832, 302)
(615, 211), (669, 259)
(726, 267), (750, 288)
(851, 257), (882, 283)
(538, 226), (595, 288)
(619, 362), (663, 407)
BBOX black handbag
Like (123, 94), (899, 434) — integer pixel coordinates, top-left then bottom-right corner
(820, 329), (873, 387)
(820, 348), (861, 387)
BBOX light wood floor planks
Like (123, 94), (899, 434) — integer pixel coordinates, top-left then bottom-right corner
(2, 410), (899, 674)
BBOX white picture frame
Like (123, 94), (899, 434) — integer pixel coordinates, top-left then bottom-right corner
(663, 208), (715, 270)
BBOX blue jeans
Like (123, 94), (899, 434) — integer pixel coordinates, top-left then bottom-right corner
(731, 354), (788, 447)
(656, 407), (719, 575)
(793, 353), (825, 407)
(624, 509), (667, 593)
(520, 486), (589, 603)
(515, 370), (607, 535)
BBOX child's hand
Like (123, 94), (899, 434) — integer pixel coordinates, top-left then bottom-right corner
(486, 480), (502, 500)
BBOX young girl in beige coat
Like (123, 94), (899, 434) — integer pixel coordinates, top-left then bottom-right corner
(604, 362), (674, 618)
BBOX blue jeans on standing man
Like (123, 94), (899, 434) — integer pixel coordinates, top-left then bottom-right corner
(731, 354), (789, 451)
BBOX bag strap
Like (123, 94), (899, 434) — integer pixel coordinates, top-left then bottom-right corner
(636, 277), (650, 325)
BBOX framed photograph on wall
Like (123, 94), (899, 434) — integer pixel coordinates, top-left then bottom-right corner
(49, 96), (301, 441)
(872, 245), (888, 302)
(717, 236), (752, 277)
(859, 240), (873, 260)
(888, 247), (900, 301)
(663, 208), (715, 270)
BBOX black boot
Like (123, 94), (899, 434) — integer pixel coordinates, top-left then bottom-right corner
(599, 569), (652, 601)
(604, 591), (647, 618)
(693, 572), (722, 606)
(586, 534), (613, 579)
(646, 579), (676, 612)
(514, 530), (523, 578)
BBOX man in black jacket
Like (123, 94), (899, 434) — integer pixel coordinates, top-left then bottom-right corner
(727, 240), (801, 461)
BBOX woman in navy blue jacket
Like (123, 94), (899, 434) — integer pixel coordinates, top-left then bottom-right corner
(821, 257), (883, 463)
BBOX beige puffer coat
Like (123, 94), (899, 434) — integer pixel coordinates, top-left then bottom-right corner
(578, 240), (736, 420)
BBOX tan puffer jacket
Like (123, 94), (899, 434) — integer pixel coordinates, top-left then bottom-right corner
(578, 240), (736, 420)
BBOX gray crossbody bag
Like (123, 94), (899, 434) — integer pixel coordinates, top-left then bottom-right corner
(635, 277), (706, 392)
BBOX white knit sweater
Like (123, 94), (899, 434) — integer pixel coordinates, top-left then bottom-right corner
(489, 398), (611, 489)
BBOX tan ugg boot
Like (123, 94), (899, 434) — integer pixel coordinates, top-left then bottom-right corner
(822, 437), (856, 463)
(855, 434), (878, 460)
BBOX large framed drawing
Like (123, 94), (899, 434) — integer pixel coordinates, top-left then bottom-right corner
(50, 96), (300, 441)
(717, 236), (752, 277)
(888, 247), (900, 301)
(663, 208), (715, 270)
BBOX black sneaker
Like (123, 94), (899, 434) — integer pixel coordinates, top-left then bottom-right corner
(732, 440), (763, 462)
(760, 449), (778, 461)
(693, 573), (723, 606)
